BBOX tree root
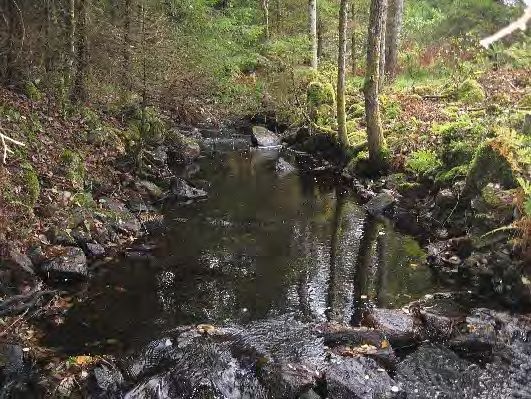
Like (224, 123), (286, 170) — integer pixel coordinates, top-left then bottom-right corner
(0, 289), (57, 317)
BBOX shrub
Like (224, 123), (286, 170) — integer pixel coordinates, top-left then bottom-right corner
(405, 150), (443, 177)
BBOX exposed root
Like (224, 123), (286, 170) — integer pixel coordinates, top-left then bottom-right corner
(0, 288), (57, 317)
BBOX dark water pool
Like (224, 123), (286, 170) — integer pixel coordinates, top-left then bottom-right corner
(42, 147), (443, 355)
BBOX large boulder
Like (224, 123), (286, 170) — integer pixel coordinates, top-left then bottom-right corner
(251, 126), (281, 147)
(362, 308), (419, 347)
(325, 357), (401, 399)
(40, 247), (88, 281)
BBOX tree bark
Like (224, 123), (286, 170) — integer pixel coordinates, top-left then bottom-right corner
(363, 0), (387, 169)
(275, 0), (281, 34)
(378, 0), (388, 88)
(123, 0), (133, 92)
(317, 16), (324, 60)
(351, 3), (356, 75)
(72, 0), (88, 102)
(262, 0), (270, 41)
(385, 0), (404, 80)
(67, 0), (76, 85)
(337, 0), (350, 147)
(309, 0), (318, 69)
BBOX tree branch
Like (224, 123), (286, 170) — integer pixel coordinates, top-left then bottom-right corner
(480, 6), (531, 48)
(0, 127), (25, 164)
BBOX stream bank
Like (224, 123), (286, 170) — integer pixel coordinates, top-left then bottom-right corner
(1, 115), (530, 397)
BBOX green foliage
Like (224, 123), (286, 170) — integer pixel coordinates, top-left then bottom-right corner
(456, 79), (486, 104)
(517, 177), (531, 216)
(307, 81), (335, 108)
(435, 165), (470, 186)
(406, 150), (443, 177)
(24, 81), (44, 102)
(465, 141), (516, 195)
(20, 162), (40, 207)
(61, 150), (85, 189)
(72, 192), (97, 209)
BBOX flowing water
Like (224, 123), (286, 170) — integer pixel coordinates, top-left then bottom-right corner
(42, 143), (442, 356)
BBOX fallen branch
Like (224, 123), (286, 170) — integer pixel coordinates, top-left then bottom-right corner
(0, 289), (57, 317)
(480, 6), (531, 48)
(0, 128), (26, 164)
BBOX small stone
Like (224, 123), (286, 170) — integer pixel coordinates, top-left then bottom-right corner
(85, 243), (105, 258)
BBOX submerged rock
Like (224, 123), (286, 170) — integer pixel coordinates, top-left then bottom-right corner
(251, 126), (281, 147)
(41, 247), (88, 281)
(276, 158), (297, 176)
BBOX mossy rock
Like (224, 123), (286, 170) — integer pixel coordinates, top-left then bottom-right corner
(20, 162), (40, 206)
(24, 81), (44, 102)
(435, 165), (470, 186)
(61, 150), (85, 189)
(457, 79), (486, 105)
(71, 192), (97, 209)
(307, 81), (335, 108)
(346, 150), (371, 176)
(464, 141), (516, 195)
(441, 141), (475, 168)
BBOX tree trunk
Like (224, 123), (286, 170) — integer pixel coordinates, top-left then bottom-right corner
(317, 17), (324, 59)
(4, 0), (19, 82)
(337, 0), (350, 147)
(309, 0), (318, 69)
(67, 0), (76, 85)
(262, 0), (270, 41)
(72, 0), (88, 102)
(385, 0), (404, 80)
(350, 3), (356, 75)
(123, 0), (133, 92)
(378, 0), (388, 88)
(363, 0), (387, 169)
(275, 0), (281, 34)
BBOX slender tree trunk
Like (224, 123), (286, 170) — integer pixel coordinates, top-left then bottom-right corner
(317, 16), (324, 59)
(262, 0), (270, 40)
(337, 0), (350, 147)
(4, 0), (19, 82)
(385, 0), (404, 80)
(67, 0), (76, 85)
(72, 0), (88, 102)
(378, 0), (388, 88)
(123, 0), (133, 92)
(350, 3), (356, 75)
(309, 0), (318, 69)
(275, 0), (281, 34)
(363, 0), (387, 170)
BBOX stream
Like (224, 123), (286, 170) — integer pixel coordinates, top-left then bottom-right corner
(36, 132), (531, 398)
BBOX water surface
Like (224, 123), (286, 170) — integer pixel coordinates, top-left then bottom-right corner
(43, 147), (441, 354)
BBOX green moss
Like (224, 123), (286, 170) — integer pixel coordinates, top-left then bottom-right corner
(307, 81), (335, 108)
(127, 106), (167, 145)
(346, 150), (370, 175)
(20, 162), (40, 206)
(24, 81), (44, 102)
(464, 141), (516, 195)
(381, 95), (401, 120)
(405, 150), (443, 177)
(71, 192), (97, 208)
(435, 165), (470, 186)
(457, 79), (486, 104)
(61, 150), (85, 189)
(520, 93), (531, 109)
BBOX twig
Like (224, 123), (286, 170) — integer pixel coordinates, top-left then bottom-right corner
(480, 7), (531, 48)
(0, 309), (29, 337)
(0, 127), (25, 164)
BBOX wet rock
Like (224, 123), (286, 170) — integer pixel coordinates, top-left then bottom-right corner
(126, 199), (155, 213)
(362, 308), (419, 347)
(89, 364), (125, 398)
(325, 357), (400, 399)
(0, 343), (36, 397)
(4, 249), (35, 276)
(86, 243), (106, 258)
(41, 247), (88, 281)
(435, 188), (456, 207)
(365, 191), (396, 216)
(168, 137), (201, 164)
(276, 158), (297, 176)
(251, 126), (281, 147)
(299, 389), (321, 399)
(262, 362), (319, 398)
(201, 137), (251, 153)
(396, 344), (482, 398)
(169, 177), (208, 201)
(27, 245), (46, 266)
(144, 145), (168, 167)
(71, 230), (93, 247)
